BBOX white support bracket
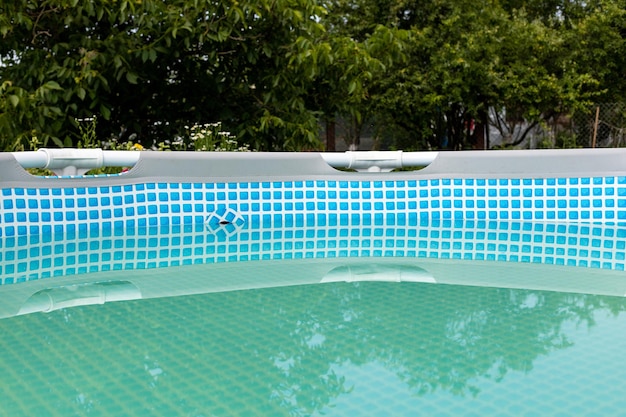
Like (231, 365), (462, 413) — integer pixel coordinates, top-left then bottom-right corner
(321, 150), (438, 172)
(11, 148), (140, 176)
(10, 149), (438, 175)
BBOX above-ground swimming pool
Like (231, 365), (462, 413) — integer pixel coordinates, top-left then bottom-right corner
(2, 149), (626, 416)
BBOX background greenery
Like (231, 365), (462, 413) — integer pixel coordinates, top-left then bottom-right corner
(1, 0), (625, 151)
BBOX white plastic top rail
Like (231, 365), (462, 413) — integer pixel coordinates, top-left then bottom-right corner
(322, 150), (438, 172)
(11, 148), (140, 176)
(10, 148), (439, 176)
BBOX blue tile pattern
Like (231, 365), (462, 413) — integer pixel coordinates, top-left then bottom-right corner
(1, 177), (626, 237)
(2, 176), (626, 284)
(1, 220), (625, 285)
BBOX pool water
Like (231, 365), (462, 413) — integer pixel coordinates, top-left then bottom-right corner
(1, 276), (626, 416)
(2, 219), (626, 416)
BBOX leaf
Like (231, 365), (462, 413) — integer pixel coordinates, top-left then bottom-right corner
(125, 72), (139, 84)
(100, 104), (111, 120)
(48, 106), (62, 116)
(43, 81), (63, 91)
(8, 95), (19, 108)
(348, 81), (357, 94)
(217, 28), (230, 42)
(51, 136), (65, 147)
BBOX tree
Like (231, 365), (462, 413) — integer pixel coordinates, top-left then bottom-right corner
(322, 0), (619, 150)
(566, 0), (626, 103)
(3, 0), (623, 152)
(0, 0), (371, 151)
(317, 0), (410, 150)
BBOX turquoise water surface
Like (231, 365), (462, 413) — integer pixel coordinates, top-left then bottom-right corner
(1, 220), (626, 416)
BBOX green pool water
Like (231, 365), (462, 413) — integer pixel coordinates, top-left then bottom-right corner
(1, 265), (626, 416)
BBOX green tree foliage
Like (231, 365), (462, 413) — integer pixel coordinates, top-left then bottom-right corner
(0, 0), (382, 150)
(1, 0), (624, 151)
(324, 0), (625, 150)
(567, 0), (626, 102)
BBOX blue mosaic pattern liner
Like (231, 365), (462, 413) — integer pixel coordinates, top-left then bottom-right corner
(2, 176), (626, 284)
(1, 177), (626, 238)
(1, 220), (625, 284)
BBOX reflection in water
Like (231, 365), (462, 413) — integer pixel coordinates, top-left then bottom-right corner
(1, 280), (626, 416)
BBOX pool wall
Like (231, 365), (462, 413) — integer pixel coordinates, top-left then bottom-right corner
(2, 149), (626, 284)
(2, 149), (626, 236)
(1, 221), (624, 286)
